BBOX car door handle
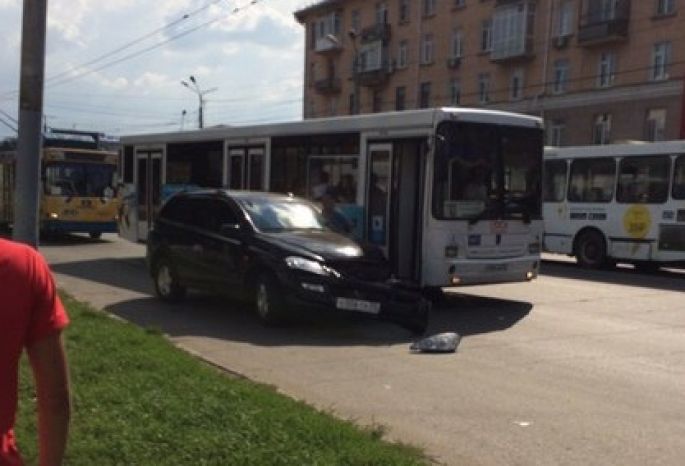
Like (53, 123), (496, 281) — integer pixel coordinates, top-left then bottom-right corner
(192, 244), (203, 253)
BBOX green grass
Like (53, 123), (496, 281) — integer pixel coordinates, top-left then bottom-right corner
(16, 293), (429, 465)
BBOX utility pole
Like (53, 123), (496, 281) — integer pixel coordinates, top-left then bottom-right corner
(14, 0), (48, 247)
(181, 76), (217, 129)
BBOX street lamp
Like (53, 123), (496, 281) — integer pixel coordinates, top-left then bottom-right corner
(181, 75), (217, 129)
(180, 109), (187, 131)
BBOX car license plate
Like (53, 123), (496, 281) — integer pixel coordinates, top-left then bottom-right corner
(336, 297), (381, 314)
(485, 263), (508, 272)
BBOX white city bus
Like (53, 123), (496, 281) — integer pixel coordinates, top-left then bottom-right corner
(118, 108), (544, 288)
(543, 141), (685, 269)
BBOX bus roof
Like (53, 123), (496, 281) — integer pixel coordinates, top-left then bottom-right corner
(121, 108), (543, 145)
(545, 140), (685, 159)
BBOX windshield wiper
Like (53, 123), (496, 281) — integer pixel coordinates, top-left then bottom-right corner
(467, 202), (500, 226)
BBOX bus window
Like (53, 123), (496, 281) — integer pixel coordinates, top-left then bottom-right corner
(673, 155), (685, 200)
(307, 156), (358, 203)
(544, 160), (567, 202)
(617, 156), (670, 204)
(568, 157), (615, 203)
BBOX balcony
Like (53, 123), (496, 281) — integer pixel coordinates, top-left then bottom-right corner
(490, 36), (534, 62)
(315, 35), (343, 55)
(354, 60), (393, 87)
(314, 76), (341, 94)
(360, 23), (391, 44)
(578, 0), (630, 45)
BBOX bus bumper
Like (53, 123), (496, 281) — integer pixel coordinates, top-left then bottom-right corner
(429, 255), (540, 287)
(41, 220), (118, 234)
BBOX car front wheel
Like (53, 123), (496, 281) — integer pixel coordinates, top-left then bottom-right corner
(154, 257), (186, 302)
(255, 274), (284, 325)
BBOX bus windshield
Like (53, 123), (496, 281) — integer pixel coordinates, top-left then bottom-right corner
(433, 121), (542, 222)
(44, 162), (116, 197)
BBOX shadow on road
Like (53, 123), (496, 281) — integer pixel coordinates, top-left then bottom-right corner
(541, 260), (684, 293)
(51, 257), (151, 295)
(50, 256), (531, 348)
(103, 293), (531, 348)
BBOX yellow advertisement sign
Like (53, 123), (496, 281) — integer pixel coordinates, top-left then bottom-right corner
(623, 205), (651, 239)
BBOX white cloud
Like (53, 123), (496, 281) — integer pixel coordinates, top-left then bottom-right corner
(1, 0), (306, 138)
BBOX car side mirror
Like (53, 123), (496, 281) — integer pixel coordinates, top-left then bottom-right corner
(220, 223), (242, 237)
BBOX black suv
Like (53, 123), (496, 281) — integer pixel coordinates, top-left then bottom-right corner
(146, 190), (429, 334)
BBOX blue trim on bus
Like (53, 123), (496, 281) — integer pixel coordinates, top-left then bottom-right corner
(41, 221), (117, 233)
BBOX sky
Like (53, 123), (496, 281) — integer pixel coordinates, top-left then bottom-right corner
(0, 0), (310, 139)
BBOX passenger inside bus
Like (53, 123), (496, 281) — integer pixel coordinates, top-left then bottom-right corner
(320, 188), (352, 235)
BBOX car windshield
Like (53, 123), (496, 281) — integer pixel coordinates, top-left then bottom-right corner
(238, 198), (327, 232)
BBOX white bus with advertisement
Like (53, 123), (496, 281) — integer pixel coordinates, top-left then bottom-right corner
(118, 108), (544, 289)
(543, 141), (685, 270)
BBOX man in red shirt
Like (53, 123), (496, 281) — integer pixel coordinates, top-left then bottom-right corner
(1, 238), (71, 466)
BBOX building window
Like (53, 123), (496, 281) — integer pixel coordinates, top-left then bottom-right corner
(372, 90), (383, 112)
(656, 0), (675, 16)
(450, 28), (464, 59)
(510, 69), (524, 101)
(421, 34), (434, 65)
(547, 120), (565, 146)
(597, 52), (616, 88)
(556, 1), (574, 37)
(454, 0), (466, 8)
(399, 0), (410, 22)
(645, 109), (667, 141)
(419, 82), (432, 108)
(359, 41), (383, 72)
(593, 113), (612, 145)
(397, 40), (408, 68)
(589, 0), (619, 22)
(651, 42), (671, 81)
(376, 2), (389, 25)
(553, 59), (569, 94)
(396, 86), (406, 110)
(491, 3), (534, 60)
(480, 19), (493, 52)
(449, 79), (461, 106)
(351, 10), (360, 33)
(349, 93), (356, 115)
(478, 73), (490, 104)
(423, 0), (436, 17)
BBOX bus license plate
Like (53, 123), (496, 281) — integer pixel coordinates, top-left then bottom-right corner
(336, 298), (381, 314)
(486, 263), (508, 272)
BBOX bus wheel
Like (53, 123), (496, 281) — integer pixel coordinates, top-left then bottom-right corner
(154, 258), (186, 302)
(89, 232), (102, 240)
(575, 230), (607, 269)
(254, 274), (284, 326)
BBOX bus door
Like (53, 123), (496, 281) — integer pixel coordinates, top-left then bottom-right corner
(136, 149), (162, 240)
(367, 141), (424, 281)
(226, 146), (265, 190)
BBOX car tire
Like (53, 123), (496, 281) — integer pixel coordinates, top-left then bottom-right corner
(153, 257), (186, 303)
(89, 231), (102, 240)
(254, 274), (285, 326)
(575, 230), (608, 269)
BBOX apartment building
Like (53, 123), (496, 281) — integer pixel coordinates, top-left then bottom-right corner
(294, 0), (685, 146)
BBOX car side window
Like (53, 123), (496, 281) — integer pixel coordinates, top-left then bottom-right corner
(189, 198), (239, 233)
(160, 197), (193, 224)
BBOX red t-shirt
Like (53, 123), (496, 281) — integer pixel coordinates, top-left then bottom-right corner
(0, 239), (69, 466)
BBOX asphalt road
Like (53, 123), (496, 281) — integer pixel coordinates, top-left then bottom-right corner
(39, 234), (685, 466)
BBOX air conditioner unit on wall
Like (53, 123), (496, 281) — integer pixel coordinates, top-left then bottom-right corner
(447, 57), (461, 68)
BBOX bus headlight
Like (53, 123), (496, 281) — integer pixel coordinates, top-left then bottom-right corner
(445, 245), (459, 258)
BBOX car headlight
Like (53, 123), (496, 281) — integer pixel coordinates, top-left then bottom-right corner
(285, 256), (338, 277)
